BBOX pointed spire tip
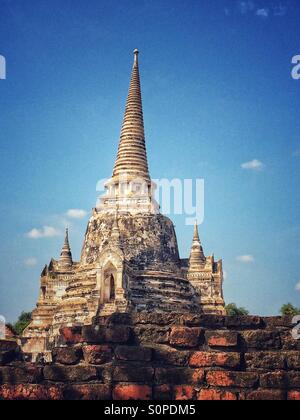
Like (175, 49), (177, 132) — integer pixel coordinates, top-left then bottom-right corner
(59, 226), (72, 268)
(133, 48), (139, 65)
(193, 221), (201, 243)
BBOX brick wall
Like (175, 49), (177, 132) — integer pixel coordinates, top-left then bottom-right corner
(0, 313), (299, 400)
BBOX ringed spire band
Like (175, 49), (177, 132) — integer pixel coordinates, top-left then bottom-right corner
(113, 49), (150, 181)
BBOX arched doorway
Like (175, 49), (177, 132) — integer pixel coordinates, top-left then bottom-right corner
(109, 274), (115, 301)
(103, 263), (117, 303)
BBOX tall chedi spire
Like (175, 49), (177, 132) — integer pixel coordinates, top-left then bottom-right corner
(59, 228), (73, 269)
(98, 49), (158, 215)
(113, 49), (150, 181)
(189, 221), (206, 271)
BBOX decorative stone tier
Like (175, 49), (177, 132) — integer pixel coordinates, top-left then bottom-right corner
(80, 213), (181, 270)
(129, 273), (199, 313)
(2, 314), (299, 400)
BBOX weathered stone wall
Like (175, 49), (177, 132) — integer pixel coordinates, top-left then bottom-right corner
(81, 214), (181, 269)
(0, 313), (299, 400)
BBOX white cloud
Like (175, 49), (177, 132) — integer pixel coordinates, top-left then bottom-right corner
(223, 270), (228, 280)
(26, 226), (61, 239)
(236, 255), (255, 263)
(24, 257), (38, 267)
(293, 150), (300, 157)
(66, 209), (87, 219)
(241, 159), (264, 170)
(233, 2), (286, 19)
(25, 208), (87, 241)
(256, 8), (270, 18)
(295, 283), (300, 292)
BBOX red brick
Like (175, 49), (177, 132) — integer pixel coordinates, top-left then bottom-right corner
(83, 345), (112, 365)
(113, 366), (154, 383)
(154, 348), (189, 366)
(52, 347), (82, 365)
(245, 352), (285, 370)
(64, 384), (111, 400)
(192, 369), (205, 385)
(198, 389), (237, 401)
(260, 371), (287, 389)
(104, 326), (132, 344)
(82, 325), (105, 343)
(205, 331), (238, 347)
(242, 331), (281, 350)
(189, 351), (240, 369)
(132, 312), (181, 326)
(82, 325), (131, 344)
(155, 367), (204, 385)
(59, 327), (83, 345)
(43, 365), (98, 382)
(286, 351), (300, 370)
(287, 372), (300, 388)
(170, 327), (202, 348)
(182, 314), (225, 328)
(133, 326), (170, 344)
(263, 316), (293, 328)
(288, 390), (300, 400)
(281, 331), (300, 350)
(174, 385), (194, 400)
(243, 389), (286, 400)
(206, 371), (233, 387)
(0, 384), (63, 400)
(115, 345), (152, 362)
(206, 371), (258, 388)
(0, 366), (42, 384)
(225, 316), (262, 329)
(113, 384), (152, 400)
(153, 384), (172, 400)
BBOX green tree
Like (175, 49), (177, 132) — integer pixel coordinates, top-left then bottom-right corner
(13, 311), (32, 336)
(226, 303), (249, 317)
(280, 303), (300, 316)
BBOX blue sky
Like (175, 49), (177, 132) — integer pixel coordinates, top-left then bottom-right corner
(0, 0), (300, 321)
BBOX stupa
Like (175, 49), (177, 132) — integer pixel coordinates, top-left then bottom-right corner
(23, 50), (225, 358)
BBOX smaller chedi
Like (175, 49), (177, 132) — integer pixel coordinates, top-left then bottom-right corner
(23, 50), (225, 358)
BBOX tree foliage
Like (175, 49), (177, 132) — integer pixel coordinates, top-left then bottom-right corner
(225, 303), (249, 316)
(280, 303), (300, 316)
(13, 311), (32, 336)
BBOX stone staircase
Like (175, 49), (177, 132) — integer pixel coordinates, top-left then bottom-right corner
(98, 302), (116, 316)
(129, 274), (200, 313)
